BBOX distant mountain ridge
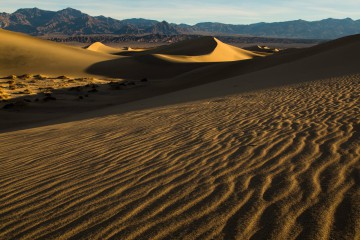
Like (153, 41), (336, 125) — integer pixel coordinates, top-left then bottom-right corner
(1, 8), (360, 39)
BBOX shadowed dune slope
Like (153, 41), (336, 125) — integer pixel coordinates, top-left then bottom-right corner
(148, 36), (221, 56)
(163, 34), (360, 89)
(0, 29), (116, 77)
(0, 33), (359, 240)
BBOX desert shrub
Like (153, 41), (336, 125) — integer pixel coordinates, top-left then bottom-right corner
(88, 88), (98, 93)
(75, 77), (94, 81)
(8, 83), (16, 90)
(85, 84), (99, 89)
(34, 74), (47, 80)
(38, 87), (54, 94)
(18, 74), (32, 79)
(68, 86), (82, 92)
(16, 83), (27, 88)
(43, 93), (56, 101)
(108, 82), (123, 90)
(43, 96), (56, 101)
(108, 80), (136, 90)
(57, 75), (69, 80)
(2, 101), (28, 109)
(0, 89), (9, 100)
(23, 89), (31, 94)
(6, 75), (17, 80)
(2, 103), (15, 109)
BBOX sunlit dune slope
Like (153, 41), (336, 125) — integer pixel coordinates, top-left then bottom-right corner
(0, 29), (115, 77)
(86, 42), (122, 54)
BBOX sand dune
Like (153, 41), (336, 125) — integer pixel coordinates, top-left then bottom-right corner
(0, 30), (206, 80)
(121, 37), (267, 63)
(0, 31), (359, 239)
(86, 42), (122, 54)
(85, 37), (267, 79)
(0, 32), (262, 81)
(165, 34), (360, 89)
(0, 29), (116, 77)
(154, 37), (266, 63)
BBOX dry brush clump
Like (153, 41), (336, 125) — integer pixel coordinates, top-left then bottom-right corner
(34, 74), (47, 80)
(57, 75), (70, 80)
(5, 75), (17, 80)
(15, 83), (28, 88)
(42, 93), (57, 102)
(0, 89), (9, 100)
(108, 80), (136, 90)
(74, 77), (94, 82)
(18, 74), (32, 80)
(2, 100), (29, 109)
(38, 87), (54, 94)
(21, 89), (32, 95)
(8, 80), (16, 90)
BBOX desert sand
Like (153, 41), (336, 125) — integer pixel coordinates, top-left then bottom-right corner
(86, 42), (123, 54)
(0, 30), (116, 77)
(0, 29), (359, 240)
(128, 37), (267, 63)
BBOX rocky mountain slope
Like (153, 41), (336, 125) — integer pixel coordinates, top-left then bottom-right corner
(1, 8), (360, 39)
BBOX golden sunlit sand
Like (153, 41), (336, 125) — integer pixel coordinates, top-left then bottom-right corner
(86, 42), (123, 54)
(0, 28), (359, 240)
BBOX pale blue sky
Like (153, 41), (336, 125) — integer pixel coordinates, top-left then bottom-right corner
(3, 0), (360, 24)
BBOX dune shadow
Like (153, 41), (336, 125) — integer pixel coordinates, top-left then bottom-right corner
(114, 36), (218, 57)
(86, 54), (213, 79)
(114, 51), (144, 57)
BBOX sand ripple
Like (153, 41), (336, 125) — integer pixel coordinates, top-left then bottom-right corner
(0, 75), (359, 239)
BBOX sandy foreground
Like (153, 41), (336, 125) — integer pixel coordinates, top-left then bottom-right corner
(0, 29), (359, 239)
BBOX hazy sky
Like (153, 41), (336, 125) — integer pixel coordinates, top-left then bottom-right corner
(3, 0), (360, 24)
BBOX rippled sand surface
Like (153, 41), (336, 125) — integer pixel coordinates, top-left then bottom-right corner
(1, 75), (359, 240)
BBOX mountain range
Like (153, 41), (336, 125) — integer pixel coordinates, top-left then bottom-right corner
(1, 8), (360, 39)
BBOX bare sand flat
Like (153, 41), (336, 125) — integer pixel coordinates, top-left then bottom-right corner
(0, 31), (359, 239)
